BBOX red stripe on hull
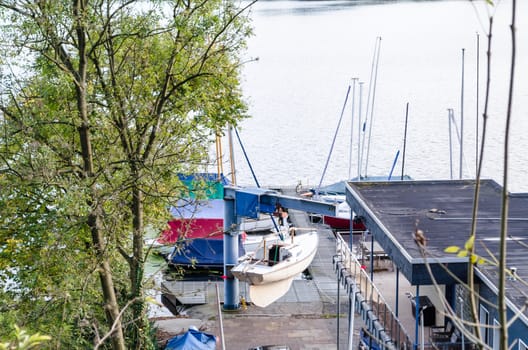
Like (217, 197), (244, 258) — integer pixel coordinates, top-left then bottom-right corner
(323, 216), (366, 232)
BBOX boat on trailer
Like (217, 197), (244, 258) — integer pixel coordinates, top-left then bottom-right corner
(231, 230), (318, 307)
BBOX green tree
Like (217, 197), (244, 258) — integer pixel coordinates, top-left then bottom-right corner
(0, 0), (253, 348)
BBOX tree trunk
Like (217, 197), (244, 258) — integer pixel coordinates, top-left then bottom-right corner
(74, 1), (126, 344)
(87, 208), (127, 350)
(130, 181), (147, 349)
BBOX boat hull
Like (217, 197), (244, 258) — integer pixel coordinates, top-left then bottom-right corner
(231, 231), (319, 286)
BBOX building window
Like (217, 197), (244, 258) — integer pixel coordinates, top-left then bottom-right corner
(479, 305), (489, 344)
(493, 319), (500, 350)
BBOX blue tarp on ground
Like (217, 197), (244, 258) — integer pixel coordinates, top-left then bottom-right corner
(169, 237), (245, 268)
(165, 329), (216, 350)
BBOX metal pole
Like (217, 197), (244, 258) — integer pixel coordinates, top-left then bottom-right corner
(459, 48), (465, 179)
(223, 196), (239, 310)
(414, 286), (420, 350)
(364, 37), (382, 177)
(216, 283), (226, 350)
(370, 231), (374, 282)
(475, 33), (480, 175)
(358, 82), (364, 179)
(349, 78), (358, 180)
(448, 109), (454, 179)
(420, 307), (425, 350)
(395, 269), (400, 317)
(227, 124), (236, 185)
(337, 270), (341, 349)
(459, 296), (465, 350)
(347, 289), (357, 350)
(349, 215), (354, 251)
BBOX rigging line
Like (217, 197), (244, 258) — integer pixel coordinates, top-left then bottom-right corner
(401, 103), (409, 180)
(449, 109), (473, 178)
(316, 84), (352, 195)
(234, 128), (281, 233)
(234, 127), (260, 188)
(359, 37), (381, 177)
(388, 150), (400, 181)
(364, 36), (382, 177)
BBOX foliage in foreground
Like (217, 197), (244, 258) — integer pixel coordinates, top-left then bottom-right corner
(0, 0), (253, 348)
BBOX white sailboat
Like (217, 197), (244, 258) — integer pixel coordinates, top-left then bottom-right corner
(231, 230), (319, 307)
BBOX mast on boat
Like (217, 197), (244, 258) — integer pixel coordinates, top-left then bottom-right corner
(348, 78), (359, 180)
(363, 36), (382, 178)
(227, 124), (237, 185)
(215, 132), (223, 181)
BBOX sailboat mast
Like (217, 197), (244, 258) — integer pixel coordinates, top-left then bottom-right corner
(348, 78), (359, 180)
(358, 81), (364, 179)
(215, 132), (223, 180)
(364, 36), (382, 177)
(227, 124), (237, 185)
(459, 48), (465, 179)
(448, 108), (454, 179)
(475, 33), (480, 175)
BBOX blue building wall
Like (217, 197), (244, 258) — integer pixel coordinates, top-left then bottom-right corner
(477, 277), (528, 349)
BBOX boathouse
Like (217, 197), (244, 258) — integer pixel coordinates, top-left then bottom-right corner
(345, 179), (528, 349)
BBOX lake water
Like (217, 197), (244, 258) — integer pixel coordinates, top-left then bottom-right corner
(228, 0), (528, 192)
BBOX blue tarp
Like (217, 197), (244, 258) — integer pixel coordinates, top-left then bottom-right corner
(165, 329), (216, 350)
(169, 237), (245, 268)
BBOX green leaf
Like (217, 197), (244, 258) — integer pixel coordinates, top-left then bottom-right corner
(444, 246), (461, 253)
(464, 235), (475, 251)
(457, 250), (468, 258)
(145, 296), (163, 307)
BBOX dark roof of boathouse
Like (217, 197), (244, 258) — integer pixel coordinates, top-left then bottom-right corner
(345, 179), (528, 315)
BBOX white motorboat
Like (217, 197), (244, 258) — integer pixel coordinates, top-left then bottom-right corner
(231, 230), (319, 307)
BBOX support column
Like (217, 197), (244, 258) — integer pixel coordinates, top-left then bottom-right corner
(414, 285), (420, 350)
(223, 195), (239, 310)
(347, 286), (356, 350)
(395, 268), (400, 317)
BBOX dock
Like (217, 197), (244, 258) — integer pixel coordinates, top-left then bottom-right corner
(154, 186), (417, 350)
(160, 206), (347, 307)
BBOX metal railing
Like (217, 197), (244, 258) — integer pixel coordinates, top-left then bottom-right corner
(334, 233), (413, 350)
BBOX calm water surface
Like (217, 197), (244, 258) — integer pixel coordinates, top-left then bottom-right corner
(229, 0), (528, 192)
